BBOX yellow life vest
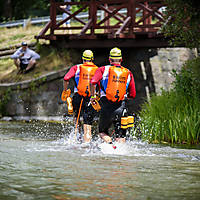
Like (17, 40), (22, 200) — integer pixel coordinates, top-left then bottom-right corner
(77, 62), (98, 97)
(106, 66), (129, 102)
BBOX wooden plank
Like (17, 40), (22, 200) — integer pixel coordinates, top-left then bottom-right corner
(115, 16), (131, 36)
(79, 19), (93, 36)
(35, 0), (167, 47)
(97, 4), (125, 26)
(98, 4), (124, 23)
(36, 21), (52, 38)
(55, 5), (88, 28)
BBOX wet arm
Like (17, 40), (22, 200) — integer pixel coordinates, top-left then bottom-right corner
(63, 80), (69, 91)
(90, 67), (104, 96)
(90, 83), (96, 97)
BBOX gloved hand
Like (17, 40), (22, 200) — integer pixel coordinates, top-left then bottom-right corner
(61, 89), (71, 102)
(95, 93), (100, 101)
(90, 96), (101, 112)
(90, 96), (96, 104)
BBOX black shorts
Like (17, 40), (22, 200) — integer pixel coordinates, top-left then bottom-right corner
(98, 96), (127, 138)
(72, 92), (96, 125)
(20, 62), (28, 70)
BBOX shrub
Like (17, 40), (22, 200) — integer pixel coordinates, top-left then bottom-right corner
(139, 57), (200, 144)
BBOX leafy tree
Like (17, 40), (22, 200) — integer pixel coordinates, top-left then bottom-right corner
(162, 0), (200, 48)
(0, 0), (50, 21)
(0, 0), (85, 21)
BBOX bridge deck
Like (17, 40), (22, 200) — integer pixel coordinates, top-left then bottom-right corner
(36, 0), (168, 48)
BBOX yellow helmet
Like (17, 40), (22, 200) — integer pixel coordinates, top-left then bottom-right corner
(82, 50), (94, 61)
(109, 47), (122, 59)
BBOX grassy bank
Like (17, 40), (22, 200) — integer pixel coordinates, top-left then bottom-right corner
(0, 44), (74, 83)
(0, 25), (81, 116)
(0, 25), (42, 49)
(0, 25), (80, 83)
(139, 57), (200, 145)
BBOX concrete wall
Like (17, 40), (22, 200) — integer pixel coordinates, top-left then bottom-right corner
(0, 47), (197, 118)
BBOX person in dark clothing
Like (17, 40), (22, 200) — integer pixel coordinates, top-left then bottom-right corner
(90, 47), (136, 144)
(62, 50), (98, 142)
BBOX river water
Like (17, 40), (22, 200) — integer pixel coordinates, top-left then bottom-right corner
(0, 120), (200, 200)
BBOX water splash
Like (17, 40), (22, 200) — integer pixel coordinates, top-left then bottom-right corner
(1, 121), (199, 162)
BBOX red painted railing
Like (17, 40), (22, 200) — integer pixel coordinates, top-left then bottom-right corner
(36, 0), (166, 40)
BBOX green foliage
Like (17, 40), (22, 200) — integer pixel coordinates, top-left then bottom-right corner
(0, 88), (12, 116)
(0, 0), (90, 22)
(37, 44), (73, 65)
(140, 91), (200, 144)
(162, 0), (200, 48)
(70, 0), (88, 13)
(172, 57), (200, 99)
(0, 0), (89, 21)
(139, 57), (200, 144)
(0, 0), (50, 21)
(10, 34), (26, 40)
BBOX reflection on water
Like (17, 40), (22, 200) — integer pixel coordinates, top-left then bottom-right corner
(0, 121), (200, 200)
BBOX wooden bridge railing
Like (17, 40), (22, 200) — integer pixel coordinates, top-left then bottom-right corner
(36, 0), (166, 40)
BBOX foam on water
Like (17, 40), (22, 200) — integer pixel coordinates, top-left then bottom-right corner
(98, 142), (130, 155)
(1, 121), (200, 200)
(24, 134), (200, 162)
(13, 121), (199, 162)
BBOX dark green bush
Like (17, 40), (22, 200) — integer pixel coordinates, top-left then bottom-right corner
(0, 88), (12, 116)
(173, 57), (200, 99)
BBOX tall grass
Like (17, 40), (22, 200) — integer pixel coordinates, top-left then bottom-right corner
(139, 57), (200, 144)
(0, 26), (43, 49)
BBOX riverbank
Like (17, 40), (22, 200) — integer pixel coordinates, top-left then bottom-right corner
(0, 43), (77, 83)
(0, 25), (82, 84)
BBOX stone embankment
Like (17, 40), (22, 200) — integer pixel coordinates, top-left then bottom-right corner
(0, 69), (68, 120)
(0, 47), (197, 120)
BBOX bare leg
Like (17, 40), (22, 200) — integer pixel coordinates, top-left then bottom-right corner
(115, 138), (126, 143)
(83, 124), (92, 143)
(63, 23), (71, 34)
(63, 23), (67, 34)
(24, 59), (36, 72)
(99, 132), (112, 143)
(14, 59), (23, 74)
(99, 132), (117, 149)
(74, 116), (81, 141)
(67, 23), (71, 34)
(14, 59), (20, 69)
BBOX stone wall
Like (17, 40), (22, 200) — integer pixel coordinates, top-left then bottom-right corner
(117, 47), (196, 112)
(0, 48), (197, 118)
(0, 70), (67, 118)
(150, 48), (196, 93)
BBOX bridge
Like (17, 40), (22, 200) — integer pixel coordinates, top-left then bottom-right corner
(36, 0), (169, 48)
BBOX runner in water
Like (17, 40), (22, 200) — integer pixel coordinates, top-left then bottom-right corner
(62, 50), (99, 143)
(90, 47), (136, 146)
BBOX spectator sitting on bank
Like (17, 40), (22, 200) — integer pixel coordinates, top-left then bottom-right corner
(10, 42), (40, 74)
